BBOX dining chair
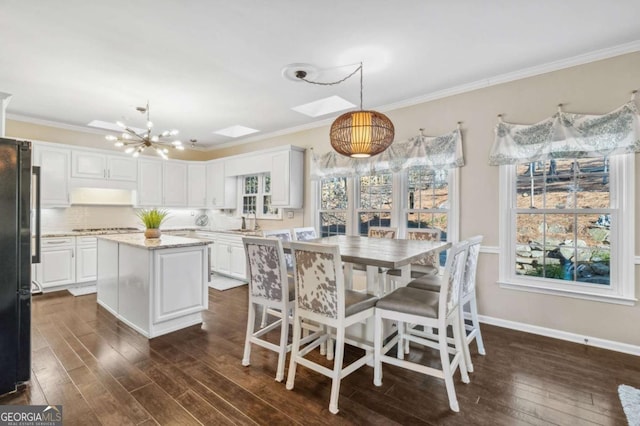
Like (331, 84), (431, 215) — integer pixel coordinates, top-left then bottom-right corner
(352, 226), (398, 293)
(241, 236), (295, 382)
(292, 226), (317, 241)
(386, 228), (441, 292)
(261, 229), (295, 327)
(373, 240), (470, 412)
(286, 241), (377, 414)
(406, 235), (485, 372)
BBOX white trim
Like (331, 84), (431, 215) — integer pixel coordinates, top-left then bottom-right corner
(634, 256), (640, 264)
(9, 42), (640, 153)
(498, 280), (637, 306)
(477, 313), (640, 357)
(479, 246), (500, 255)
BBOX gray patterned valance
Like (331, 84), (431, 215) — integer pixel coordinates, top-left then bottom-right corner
(311, 127), (463, 180)
(489, 100), (640, 166)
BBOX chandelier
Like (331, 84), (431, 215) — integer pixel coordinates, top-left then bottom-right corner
(295, 63), (394, 158)
(105, 101), (184, 159)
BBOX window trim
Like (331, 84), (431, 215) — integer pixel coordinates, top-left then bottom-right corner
(498, 155), (636, 305)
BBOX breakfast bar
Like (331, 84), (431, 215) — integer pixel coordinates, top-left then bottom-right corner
(96, 234), (210, 338)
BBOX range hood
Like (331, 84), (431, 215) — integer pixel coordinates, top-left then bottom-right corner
(69, 188), (135, 206)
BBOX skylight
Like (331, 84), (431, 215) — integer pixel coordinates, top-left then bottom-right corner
(213, 125), (259, 138)
(291, 95), (355, 117)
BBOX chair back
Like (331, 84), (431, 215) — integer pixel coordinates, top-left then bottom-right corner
(438, 241), (469, 318)
(292, 227), (317, 241)
(462, 235), (483, 298)
(263, 229), (293, 269)
(407, 228), (441, 268)
(368, 227), (397, 239)
(242, 237), (289, 303)
(289, 241), (344, 320)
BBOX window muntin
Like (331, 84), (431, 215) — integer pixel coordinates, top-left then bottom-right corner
(406, 167), (448, 238)
(358, 172), (392, 236)
(513, 158), (612, 287)
(319, 177), (347, 236)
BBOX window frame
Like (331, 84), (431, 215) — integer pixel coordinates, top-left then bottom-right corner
(238, 173), (281, 220)
(498, 154), (636, 305)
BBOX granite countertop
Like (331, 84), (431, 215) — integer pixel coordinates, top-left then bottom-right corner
(43, 227), (262, 238)
(97, 233), (210, 250)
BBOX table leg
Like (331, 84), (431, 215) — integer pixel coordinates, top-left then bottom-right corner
(343, 263), (353, 290)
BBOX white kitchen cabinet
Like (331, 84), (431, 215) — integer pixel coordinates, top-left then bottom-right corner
(163, 161), (188, 206)
(270, 148), (304, 208)
(188, 163), (207, 208)
(209, 232), (246, 281)
(137, 159), (163, 206)
(33, 144), (70, 207)
(71, 150), (137, 181)
(76, 236), (97, 283)
(37, 237), (76, 288)
(206, 161), (237, 209)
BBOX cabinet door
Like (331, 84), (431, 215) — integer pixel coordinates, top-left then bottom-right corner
(72, 151), (106, 179)
(137, 160), (163, 206)
(108, 156), (137, 181)
(163, 161), (188, 206)
(212, 242), (231, 275)
(270, 151), (290, 206)
(188, 164), (207, 207)
(76, 244), (97, 283)
(206, 162), (237, 209)
(229, 244), (247, 280)
(34, 145), (70, 207)
(38, 247), (76, 288)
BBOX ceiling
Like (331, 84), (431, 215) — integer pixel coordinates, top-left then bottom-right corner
(2, 1), (640, 149)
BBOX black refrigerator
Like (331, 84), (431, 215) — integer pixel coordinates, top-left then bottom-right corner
(0, 137), (40, 396)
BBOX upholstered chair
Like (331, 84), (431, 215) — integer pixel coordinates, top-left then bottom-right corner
(386, 228), (442, 291)
(292, 226), (317, 241)
(374, 240), (470, 412)
(286, 241), (377, 414)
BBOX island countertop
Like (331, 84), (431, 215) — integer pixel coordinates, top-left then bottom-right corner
(97, 233), (210, 250)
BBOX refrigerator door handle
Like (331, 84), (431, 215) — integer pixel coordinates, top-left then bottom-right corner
(32, 166), (41, 264)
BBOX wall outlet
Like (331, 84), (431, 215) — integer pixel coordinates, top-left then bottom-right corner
(287, 211), (294, 219)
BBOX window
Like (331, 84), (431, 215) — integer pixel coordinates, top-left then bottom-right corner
(499, 155), (635, 304)
(319, 177), (348, 237)
(241, 173), (280, 219)
(315, 167), (457, 241)
(357, 172), (393, 236)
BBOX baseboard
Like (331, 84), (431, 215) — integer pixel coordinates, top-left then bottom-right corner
(477, 314), (640, 356)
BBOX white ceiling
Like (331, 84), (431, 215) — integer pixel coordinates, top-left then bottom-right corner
(2, 1), (640, 149)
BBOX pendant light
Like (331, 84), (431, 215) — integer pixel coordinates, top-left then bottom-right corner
(296, 63), (394, 158)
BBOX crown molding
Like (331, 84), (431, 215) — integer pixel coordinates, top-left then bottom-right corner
(7, 113), (110, 136)
(8, 40), (640, 153)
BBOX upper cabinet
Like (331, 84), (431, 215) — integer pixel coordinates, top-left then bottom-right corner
(270, 148), (304, 208)
(188, 163), (207, 208)
(137, 159), (163, 207)
(206, 160), (237, 209)
(33, 144), (70, 207)
(163, 161), (188, 207)
(71, 150), (137, 182)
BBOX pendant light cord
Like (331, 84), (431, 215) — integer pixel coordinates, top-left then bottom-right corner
(296, 63), (364, 109)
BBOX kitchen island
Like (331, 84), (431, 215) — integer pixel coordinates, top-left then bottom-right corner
(96, 233), (210, 338)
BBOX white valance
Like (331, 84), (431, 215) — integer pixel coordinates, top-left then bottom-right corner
(311, 127), (464, 180)
(489, 99), (640, 166)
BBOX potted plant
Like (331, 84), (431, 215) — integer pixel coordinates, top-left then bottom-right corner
(136, 208), (169, 239)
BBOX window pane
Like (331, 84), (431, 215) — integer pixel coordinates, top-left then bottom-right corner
(515, 212), (610, 286)
(407, 213), (447, 239)
(320, 212), (346, 237)
(244, 176), (258, 194)
(358, 211), (392, 236)
(263, 175), (271, 194)
(321, 177), (347, 210)
(407, 167), (448, 209)
(360, 173), (392, 209)
(242, 195), (256, 214)
(516, 177), (545, 209)
(262, 195), (278, 215)
(576, 158), (609, 208)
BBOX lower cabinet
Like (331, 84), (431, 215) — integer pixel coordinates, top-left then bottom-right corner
(37, 236), (98, 290)
(207, 232), (247, 281)
(37, 237), (76, 288)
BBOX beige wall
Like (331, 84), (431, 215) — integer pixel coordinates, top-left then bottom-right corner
(8, 52), (640, 346)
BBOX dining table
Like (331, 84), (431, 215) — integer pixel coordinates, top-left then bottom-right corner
(282, 234), (451, 295)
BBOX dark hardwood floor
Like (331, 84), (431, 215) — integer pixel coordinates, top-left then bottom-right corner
(1, 286), (637, 425)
